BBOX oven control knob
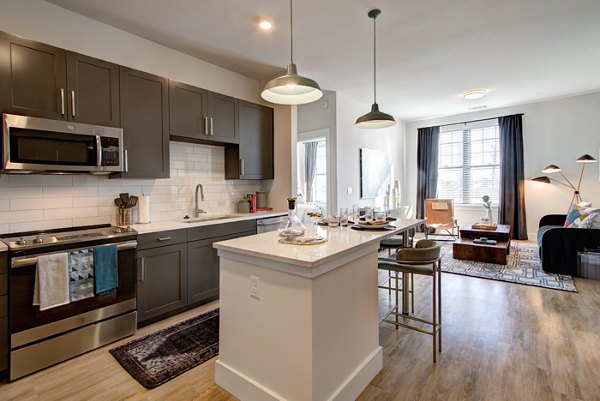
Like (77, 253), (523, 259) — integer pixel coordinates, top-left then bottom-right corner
(33, 236), (43, 244)
(114, 227), (123, 233)
(16, 237), (27, 245)
(125, 226), (133, 232)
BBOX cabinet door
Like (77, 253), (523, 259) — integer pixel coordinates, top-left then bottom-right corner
(187, 231), (256, 305)
(66, 52), (120, 127)
(0, 32), (67, 120)
(169, 80), (208, 140)
(137, 244), (187, 323)
(206, 91), (238, 144)
(119, 67), (169, 179)
(226, 101), (274, 179)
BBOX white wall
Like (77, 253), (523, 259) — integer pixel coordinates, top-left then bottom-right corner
(335, 93), (405, 211)
(297, 91), (405, 215)
(0, 0), (292, 229)
(405, 92), (600, 237)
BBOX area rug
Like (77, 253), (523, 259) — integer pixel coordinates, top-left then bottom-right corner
(109, 308), (219, 388)
(439, 241), (577, 292)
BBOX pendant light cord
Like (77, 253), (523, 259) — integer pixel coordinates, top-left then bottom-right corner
(290, 0), (294, 64)
(373, 13), (377, 103)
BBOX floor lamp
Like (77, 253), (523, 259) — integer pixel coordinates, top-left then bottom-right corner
(532, 154), (597, 211)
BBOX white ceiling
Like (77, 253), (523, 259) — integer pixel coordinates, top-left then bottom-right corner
(45, 0), (600, 121)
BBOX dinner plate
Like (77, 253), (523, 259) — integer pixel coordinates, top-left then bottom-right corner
(350, 225), (396, 231)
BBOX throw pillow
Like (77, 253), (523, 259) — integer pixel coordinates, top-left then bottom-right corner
(565, 204), (581, 227)
(578, 213), (598, 229)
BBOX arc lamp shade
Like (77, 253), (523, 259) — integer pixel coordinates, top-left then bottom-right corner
(576, 154), (597, 163)
(542, 164), (561, 173)
(355, 103), (396, 128)
(261, 63), (322, 105)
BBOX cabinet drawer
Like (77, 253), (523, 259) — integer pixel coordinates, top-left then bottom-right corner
(137, 229), (187, 250)
(187, 220), (257, 242)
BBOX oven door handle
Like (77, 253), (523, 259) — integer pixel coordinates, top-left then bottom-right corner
(10, 240), (138, 269)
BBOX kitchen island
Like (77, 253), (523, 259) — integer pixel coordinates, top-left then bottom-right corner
(213, 219), (423, 401)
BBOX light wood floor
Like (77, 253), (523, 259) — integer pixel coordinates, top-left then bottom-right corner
(1, 272), (599, 400)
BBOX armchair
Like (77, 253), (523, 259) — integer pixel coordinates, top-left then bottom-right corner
(537, 214), (600, 275)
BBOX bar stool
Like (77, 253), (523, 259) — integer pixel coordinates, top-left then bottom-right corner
(379, 233), (415, 313)
(377, 239), (442, 362)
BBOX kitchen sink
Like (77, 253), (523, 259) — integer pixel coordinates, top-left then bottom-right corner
(181, 214), (238, 223)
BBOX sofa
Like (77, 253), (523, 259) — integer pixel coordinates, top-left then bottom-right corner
(537, 214), (600, 275)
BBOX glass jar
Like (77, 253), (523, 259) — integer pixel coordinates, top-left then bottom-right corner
(279, 197), (306, 237)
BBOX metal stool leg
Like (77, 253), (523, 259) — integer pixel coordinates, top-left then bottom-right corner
(438, 259), (442, 352)
(432, 266), (437, 363)
(411, 273), (415, 313)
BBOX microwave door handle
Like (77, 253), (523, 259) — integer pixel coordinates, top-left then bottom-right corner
(96, 135), (102, 167)
(124, 149), (128, 173)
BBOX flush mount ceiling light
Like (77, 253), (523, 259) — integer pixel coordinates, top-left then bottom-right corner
(260, 0), (322, 105)
(463, 89), (487, 100)
(258, 20), (272, 30)
(355, 9), (396, 129)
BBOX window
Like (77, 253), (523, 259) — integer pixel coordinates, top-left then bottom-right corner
(437, 122), (500, 205)
(296, 138), (327, 206)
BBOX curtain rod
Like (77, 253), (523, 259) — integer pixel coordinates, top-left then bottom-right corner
(436, 113), (524, 128)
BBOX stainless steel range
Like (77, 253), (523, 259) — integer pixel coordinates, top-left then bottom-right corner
(1, 224), (138, 380)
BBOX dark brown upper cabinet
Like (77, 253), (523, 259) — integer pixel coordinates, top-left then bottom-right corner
(0, 31), (120, 126)
(66, 52), (120, 127)
(169, 80), (238, 144)
(119, 67), (170, 179)
(225, 101), (274, 180)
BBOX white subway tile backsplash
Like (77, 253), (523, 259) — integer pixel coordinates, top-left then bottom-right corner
(11, 197), (73, 211)
(0, 142), (263, 233)
(0, 187), (43, 199)
(0, 210), (44, 224)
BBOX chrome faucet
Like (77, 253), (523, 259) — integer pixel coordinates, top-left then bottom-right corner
(195, 183), (207, 217)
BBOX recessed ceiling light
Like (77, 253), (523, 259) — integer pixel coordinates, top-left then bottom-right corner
(463, 89), (487, 100)
(259, 20), (272, 30)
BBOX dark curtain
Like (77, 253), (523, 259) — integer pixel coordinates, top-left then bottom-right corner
(416, 126), (440, 224)
(304, 141), (318, 203)
(498, 114), (528, 240)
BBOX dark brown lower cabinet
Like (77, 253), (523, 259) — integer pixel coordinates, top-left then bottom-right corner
(0, 251), (8, 373)
(136, 243), (187, 323)
(187, 230), (255, 305)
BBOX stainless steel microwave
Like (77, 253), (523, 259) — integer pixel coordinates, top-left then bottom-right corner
(2, 113), (124, 174)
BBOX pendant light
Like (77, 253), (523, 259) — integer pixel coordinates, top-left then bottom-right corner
(261, 0), (322, 105)
(355, 9), (396, 129)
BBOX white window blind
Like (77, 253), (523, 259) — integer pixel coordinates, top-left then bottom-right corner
(437, 122), (500, 205)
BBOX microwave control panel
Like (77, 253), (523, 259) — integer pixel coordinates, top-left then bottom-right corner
(100, 137), (120, 166)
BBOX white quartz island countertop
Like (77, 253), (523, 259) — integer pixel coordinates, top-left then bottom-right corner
(213, 218), (424, 401)
(213, 218), (424, 277)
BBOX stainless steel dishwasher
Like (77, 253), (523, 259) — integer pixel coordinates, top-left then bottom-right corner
(256, 215), (288, 233)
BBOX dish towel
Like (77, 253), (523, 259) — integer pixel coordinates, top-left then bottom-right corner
(94, 245), (118, 295)
(33, 253), (70, 311)
(69, 249), (95, 302)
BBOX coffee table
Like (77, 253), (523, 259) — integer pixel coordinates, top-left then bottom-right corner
(453, 224), (512, 265)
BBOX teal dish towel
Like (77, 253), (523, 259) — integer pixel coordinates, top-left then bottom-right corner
(94, 245), (119, 295)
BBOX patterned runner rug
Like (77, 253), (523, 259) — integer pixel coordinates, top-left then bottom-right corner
(110, 308), (219, 388)
(439, 241), (577, 292)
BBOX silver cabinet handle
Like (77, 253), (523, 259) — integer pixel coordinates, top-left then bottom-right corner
(124, 149), (128, 173)
(240, 158), (245, 175)
(204, 117), (209, 135)
(71, 90), (76, 117)
(96, 135), (102, 167)
(157, 237), (172, 241)
(138, 257), (145, 282)
(210, 117), (214, 135)
(60, 88), (65, 115)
